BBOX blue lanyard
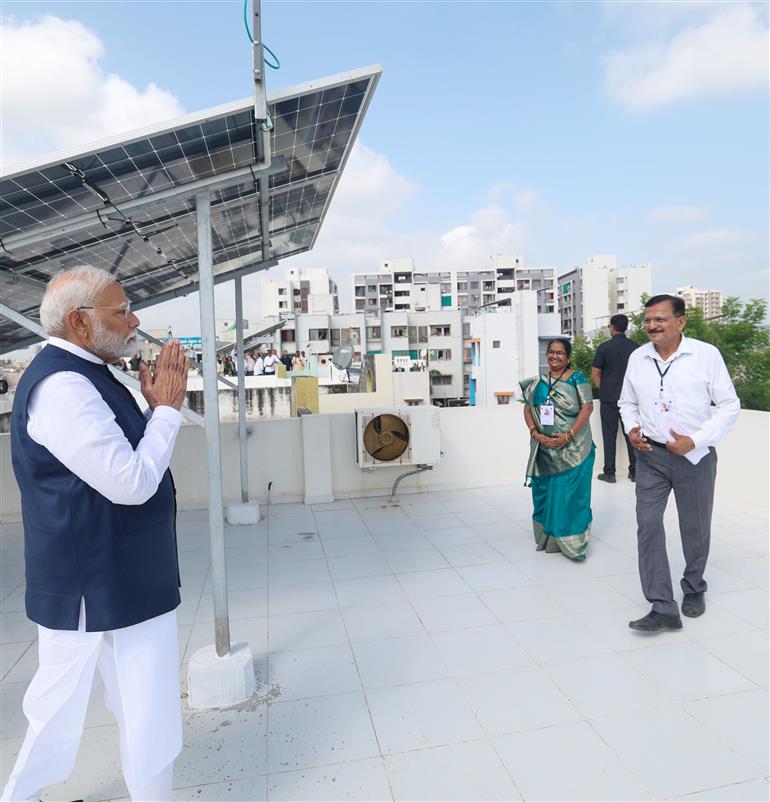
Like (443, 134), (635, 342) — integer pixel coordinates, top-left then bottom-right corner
(547, 368), (567, 398)
(653, 359), (672, 395)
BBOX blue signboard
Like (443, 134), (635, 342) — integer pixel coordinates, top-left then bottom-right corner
(176, 337), (202, 348)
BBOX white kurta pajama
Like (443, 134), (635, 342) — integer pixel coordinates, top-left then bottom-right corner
(2, 338), (183, 802)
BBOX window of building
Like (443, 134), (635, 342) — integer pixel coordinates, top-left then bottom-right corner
(282, 330), (296, 343)
(469, 281), (480, 289)
(430, 325), (451, 337)
(483, 281), (495, 291)
(457, 281), (468, 292)
(367, 326), (381, 339)
(418, 326), (428, 343)
(294, 288), (301, 295)
(391, 326), (406, 338)
(330, 329), (341, 347)
(395, 303), (409, 310)
(408, 326), (417, 343)
(395, 289), (409, 297)
(380, 284), (392, 293)
(404, 398), (423, 406)
(309, 329), (328, 341)
(355, 299), (365, 310)
(429, 349), (452, 360)
(496, 393), (512, 405)
(617, 303), (625, 310)
(368, 298), (378, 306)
(368, 284), (377, 292)
(430, 374), (452, 386)
(493, 340), (501, 349)
(278, 288), (287, 295)
(278, 301), (287, 309)
(344, 327), (361, 345)
(355, 286), (366, 297)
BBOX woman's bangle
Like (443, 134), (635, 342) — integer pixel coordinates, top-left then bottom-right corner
(529, 426), (538, 438)
(569, 427), (575, 440)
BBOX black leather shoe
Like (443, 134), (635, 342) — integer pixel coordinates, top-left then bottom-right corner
(628, 610), (682, 631)
(682, 592), (706, 618)
(597, 473), (616, 483)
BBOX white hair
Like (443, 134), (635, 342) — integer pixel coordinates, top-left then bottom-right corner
(39, 266), (117, 336)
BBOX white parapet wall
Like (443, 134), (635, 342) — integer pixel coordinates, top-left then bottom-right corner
(1, 404), (768, 519)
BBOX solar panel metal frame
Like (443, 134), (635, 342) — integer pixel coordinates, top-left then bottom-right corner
(0, 64), (381, 354)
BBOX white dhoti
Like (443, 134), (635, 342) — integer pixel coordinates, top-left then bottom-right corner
(2, 603), (182, 802)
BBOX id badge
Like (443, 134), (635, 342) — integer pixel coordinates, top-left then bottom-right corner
(540, 402), (555, 425)
(653, 396), (675, 416)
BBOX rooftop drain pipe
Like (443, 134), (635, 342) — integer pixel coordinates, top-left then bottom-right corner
(390, 464), (433, 501)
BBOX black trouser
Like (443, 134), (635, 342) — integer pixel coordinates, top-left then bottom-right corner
(600, 400), (636, 476)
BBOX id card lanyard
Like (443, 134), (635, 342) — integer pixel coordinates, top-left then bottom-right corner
(540, 368), (566, 426)
(653, 359), (672, 396)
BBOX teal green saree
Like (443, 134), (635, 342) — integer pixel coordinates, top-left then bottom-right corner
(520, 371), (595, 560)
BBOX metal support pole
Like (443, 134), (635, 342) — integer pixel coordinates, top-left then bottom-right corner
(196, 190), (231, 658)
(234, 277), (250, 503)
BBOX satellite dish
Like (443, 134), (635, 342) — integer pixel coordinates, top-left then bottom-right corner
(331, 344), (354, 370)
(362, 414), (410, 461)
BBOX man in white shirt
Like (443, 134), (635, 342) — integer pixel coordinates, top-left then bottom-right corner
(263, 349), (280, 375)
(244, 350), (256, 376)
(619, 294), (739, 632)
(254, 351), (265, 376)
(3, 266), (188, 802)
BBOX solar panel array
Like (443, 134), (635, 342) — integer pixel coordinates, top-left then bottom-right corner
(0, 68), (380, 352)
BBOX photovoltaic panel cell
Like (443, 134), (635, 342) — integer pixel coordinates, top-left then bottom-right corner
(0, 66), (380, 352)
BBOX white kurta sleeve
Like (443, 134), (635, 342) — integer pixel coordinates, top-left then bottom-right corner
(27, 371), (183, 505)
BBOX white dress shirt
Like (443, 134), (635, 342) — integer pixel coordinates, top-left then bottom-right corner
(27, 337), (183, 505)
(618, 335), (739, 449)
(254, 356), (265, 375)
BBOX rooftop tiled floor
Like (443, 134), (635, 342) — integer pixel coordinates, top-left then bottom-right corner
(1, 480), (768, 801)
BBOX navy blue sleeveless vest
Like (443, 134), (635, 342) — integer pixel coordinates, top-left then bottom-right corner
(11, 344), (181, 631)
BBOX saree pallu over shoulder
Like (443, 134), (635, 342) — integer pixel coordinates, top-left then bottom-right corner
(520, 371), (593, 482)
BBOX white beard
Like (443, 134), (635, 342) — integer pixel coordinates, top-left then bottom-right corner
(91, 319), (138, 360)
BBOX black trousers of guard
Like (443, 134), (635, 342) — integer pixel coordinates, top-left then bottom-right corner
(600, 401), (636, 477)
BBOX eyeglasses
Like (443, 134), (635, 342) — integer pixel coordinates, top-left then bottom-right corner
(643, 315), (681, 326)
(547, 350), (568, 357)
(78, 302), (132, 319)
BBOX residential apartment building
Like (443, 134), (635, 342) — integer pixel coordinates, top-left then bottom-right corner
(559, 255), (651, 337)
(467, 291), (562, 407)
(676, 284), (723, 319)
(260, 267), (339, 319)
(351, 256), (557, 316)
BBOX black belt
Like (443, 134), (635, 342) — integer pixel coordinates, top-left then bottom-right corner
(647, 438), (668, 449)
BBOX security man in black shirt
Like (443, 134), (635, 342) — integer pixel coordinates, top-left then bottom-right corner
(592, 314), (639, 482)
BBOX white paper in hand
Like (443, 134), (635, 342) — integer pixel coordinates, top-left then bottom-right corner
(652, 398), (709, 465)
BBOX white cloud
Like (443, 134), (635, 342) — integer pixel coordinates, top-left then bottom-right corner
(675, 227), (747, 249)
(0, 15), (184, 168)
(604, 4), (769, 110)
(646, 204), (705, 223)
(287, 142), (529, 285)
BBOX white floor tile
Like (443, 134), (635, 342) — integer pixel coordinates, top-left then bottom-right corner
(341, 601), (425, 643)
(454, 561), (533, 592)
(507, 615), (613, 665)
(458, 665), (581, 736)
(268, 581), (338, 616)
(174, 776), (267, 800)
(493, 720), (651, 800)
(591, 702), (764, 798)
(366, 678), (484, 754)
(539, 576), (633, 613)
(320, 536), (381, 557)
(267, 756), (391, 801)
(372, 531), (435, 552)
(269, 558), (331, 587)
(268, 644), (361, 701)
(384, 547), (449, 573)
(697, 629), (769, 687)
(384, 740), (521, 801)
(334, 575), (407, 608)
(268, 609), (347, 653)
(268, 541), (325, 563)
(0, 612), (38, 643)
(228, 616), (269, 655)
(676, 778), (770, 800)
(327, 553), (392, 581)
(424, 526), (486, 548)
(412, 513), (465, 532)
(267, 691), (378, 773)
(396, 568), (470, 599)
(431, 624), (533, 677)
(479, 586), (563, 623)
(622, 640), (757, 701)
(412, 592), (499, 632)
(353, 634), (449, 688)
(685, 688), (770, 775)
(711, 588), (769, 628)
(0, 640), (32, 681)
(438, 542), (509, 567)
(544, 652), (663, 719)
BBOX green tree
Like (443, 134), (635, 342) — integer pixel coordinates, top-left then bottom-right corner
(591, 296), (770, 411)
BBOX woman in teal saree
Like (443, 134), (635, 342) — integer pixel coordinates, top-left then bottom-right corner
(520, 338), (595, 560)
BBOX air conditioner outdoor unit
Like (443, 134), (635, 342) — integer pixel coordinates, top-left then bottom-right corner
(355, 406), (441, 469)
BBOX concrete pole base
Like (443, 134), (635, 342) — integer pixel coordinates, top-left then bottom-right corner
(226, 500), (261, 524)
(187, 642), (257, 709)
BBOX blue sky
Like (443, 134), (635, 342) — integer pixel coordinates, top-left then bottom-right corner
(2, 1), (768, 334)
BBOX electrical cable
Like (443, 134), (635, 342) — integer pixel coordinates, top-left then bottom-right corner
(242, 0), (280, 68)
